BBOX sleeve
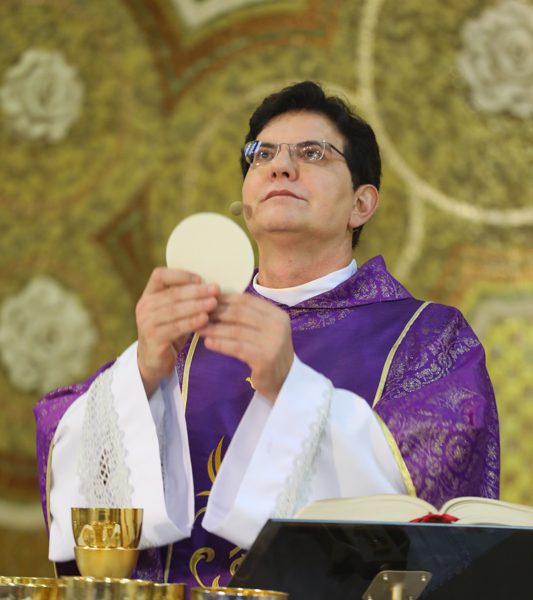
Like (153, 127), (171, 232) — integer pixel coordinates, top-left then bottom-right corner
(373, 304), (500, 507)
(202, 355), (406, 549)
(47, 342), (194, 562)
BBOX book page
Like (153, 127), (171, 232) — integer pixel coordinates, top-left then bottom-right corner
(296, 494), (436, 522)
(441, 497), (533, 527)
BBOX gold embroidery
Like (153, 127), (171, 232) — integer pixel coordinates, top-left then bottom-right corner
(194, 506), (207, 520)
(374, 414), (416, 496)
(189, 437), (229, 585)
(164, 543), (173, 583)
(207, 437), (224, 484)
(45, 438), (59, 579)
(189, 547), (215, 587)
(181, 346), (233, 586)
(245, 376), (255, 390)
(182, 334), (200, 410)
(372, 302), (431, 408)
(229, 549), (245, 577)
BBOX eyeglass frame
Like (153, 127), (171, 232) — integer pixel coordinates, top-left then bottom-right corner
(243, 139), (346, 167)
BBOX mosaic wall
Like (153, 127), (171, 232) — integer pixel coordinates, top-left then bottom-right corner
(0, 0), (531, 576)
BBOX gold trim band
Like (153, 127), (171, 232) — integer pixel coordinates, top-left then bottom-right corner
(375, 414), (416, 496)
(164, 543), (173, 583)
(182, 334), (200, 410)
(45, 438), (59, 578)
(370, 301), (431, 496)
(372, 301), (430, 408)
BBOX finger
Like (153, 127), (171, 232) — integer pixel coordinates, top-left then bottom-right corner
(209, 297), (268, 327)
(146, 282), (219, 308)
(144, 267), (203, 294)
(145, 311), (211, 344)
(219, 293), (273, 312)
(198, 321), (255, 342)
(148, 296), (218, 328)
(203, 334), (257, 363)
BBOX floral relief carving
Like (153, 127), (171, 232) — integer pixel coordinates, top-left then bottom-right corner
(457, 0), (533, 118)
(0, 48), (84, 142)
(0, 276), (97, 393)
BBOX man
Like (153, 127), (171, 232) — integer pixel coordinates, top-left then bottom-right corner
(35, 81), (499, 587)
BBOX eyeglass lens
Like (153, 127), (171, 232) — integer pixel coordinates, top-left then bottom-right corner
(245, 141), (327, 165)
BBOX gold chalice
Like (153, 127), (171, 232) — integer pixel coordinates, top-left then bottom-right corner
(71, 507), (143, 578)
(152, 582), (186, 600)
(190, 588), (288, 599)
(0, 577), (65, 600)
(74, 547), (140, 579)
(63, 576), (152, 600)
(71, 507), (143, 549)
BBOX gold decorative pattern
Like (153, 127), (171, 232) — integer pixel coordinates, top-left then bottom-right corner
(356, 0), (533, 226)
(189, 547), (215, 588)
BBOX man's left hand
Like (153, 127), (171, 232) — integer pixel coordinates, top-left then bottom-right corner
(198, 294), (294, 402)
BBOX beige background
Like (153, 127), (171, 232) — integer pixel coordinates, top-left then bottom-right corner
(0, 0), (531, 576)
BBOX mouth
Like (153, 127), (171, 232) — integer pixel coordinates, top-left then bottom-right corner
(263, 189), (303, 201)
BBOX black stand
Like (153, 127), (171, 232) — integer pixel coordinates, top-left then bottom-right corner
(231, 519), (533, 600)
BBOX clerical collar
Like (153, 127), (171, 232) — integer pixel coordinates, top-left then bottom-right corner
(252, 260), (357, 307)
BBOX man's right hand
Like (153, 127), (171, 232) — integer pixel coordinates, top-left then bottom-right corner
(136, 267), (219, 397)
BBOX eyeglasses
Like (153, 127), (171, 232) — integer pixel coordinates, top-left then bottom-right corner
(243, 140), (346, 167)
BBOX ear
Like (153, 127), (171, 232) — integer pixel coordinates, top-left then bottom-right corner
(349, 184), (379, 229)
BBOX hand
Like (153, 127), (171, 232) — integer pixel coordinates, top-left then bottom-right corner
(198, 294), (294, 402)
(136, 267), (219, 396)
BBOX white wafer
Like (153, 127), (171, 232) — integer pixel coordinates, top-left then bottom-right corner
(165, 212), (254, 293)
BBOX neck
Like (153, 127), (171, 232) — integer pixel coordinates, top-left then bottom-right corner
(256, 237), (354, 288)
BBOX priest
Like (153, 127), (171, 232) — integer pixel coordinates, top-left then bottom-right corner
(35, 81), (499, 587)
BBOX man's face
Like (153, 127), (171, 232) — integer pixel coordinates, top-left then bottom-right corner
(242, 111), (359, 250)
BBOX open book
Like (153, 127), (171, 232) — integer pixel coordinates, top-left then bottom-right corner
(295, 494), (533, 527)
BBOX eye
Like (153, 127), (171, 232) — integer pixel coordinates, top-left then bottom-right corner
(298, 141), (324, 161)
(255, 143), (277, 163)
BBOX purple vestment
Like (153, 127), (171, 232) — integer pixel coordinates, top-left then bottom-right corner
(34, 256), (499, 587)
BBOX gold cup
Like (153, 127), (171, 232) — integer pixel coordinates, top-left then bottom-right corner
(152, 583), (186, 600)
(71, 508), (143, 549)
(74, 547), (140, 579)
(62, 577), (152, 600)
(190, 588), (288, 599)
(0, 577), (65, 600)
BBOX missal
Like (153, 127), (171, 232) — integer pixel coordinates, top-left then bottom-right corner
(295, 494), (533, 527)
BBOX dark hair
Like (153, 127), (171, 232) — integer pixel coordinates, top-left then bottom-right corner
(240, 81), (381, 248)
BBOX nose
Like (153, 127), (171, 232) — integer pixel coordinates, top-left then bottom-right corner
(269, 143), (297, 180)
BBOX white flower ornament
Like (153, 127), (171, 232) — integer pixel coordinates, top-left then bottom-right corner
(457, 0), (533, 118)
(0, 276), (97, 393)
(0, 48), (84, 142)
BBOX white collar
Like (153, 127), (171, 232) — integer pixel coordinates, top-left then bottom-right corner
(252, 260), (357, 307)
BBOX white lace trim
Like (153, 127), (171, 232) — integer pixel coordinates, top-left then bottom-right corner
(78, 365), (133, 507)
(272, 381), (333, 518)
